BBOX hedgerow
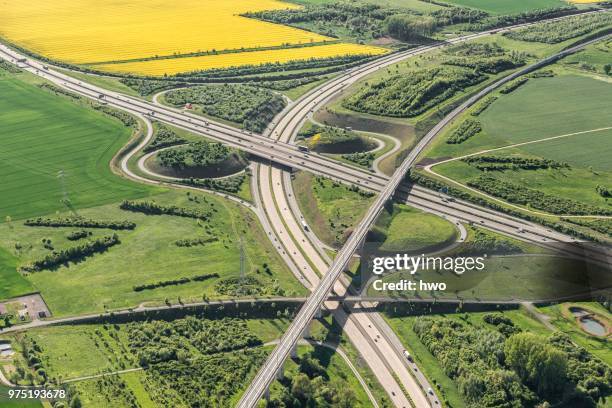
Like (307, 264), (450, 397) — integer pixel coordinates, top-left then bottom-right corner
(21, 234), (120, 272)
(462, 155), (569, 171)
(467, 175), (612, 215)
(471, 96), (497, 116)
(91, 104), (137, 127)
(24, 217), (135, 230)
(132, 273), (219, 292)
(174, 237), (218, 247)
(500, 77), (529, 94)
(120, 200), (213, 220)
(446, 118), (482, 144)
(119, 78), (187, 96)
(37, 83), (81, 100)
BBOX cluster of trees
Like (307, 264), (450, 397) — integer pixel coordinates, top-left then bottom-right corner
(133, 273), (219, 292)
(471, 96), (497, 116)
(164, 84), (286, 133)
(126, 316), (262, 365)
(430, 7), (488, 26)
(408, 170), (603, 242)
(21, 234), (120, 272)
(341, 151), (375, 168)
(414, 316), (611, 407)
(500, 77), (529, 94)
(443, 43), (526, 74)
(91, 103), (137, 127)
(596, 184), (611, 198)
(65, 230), (91, 241)
(11, 336), (48, 386)
(244, 2), (401, 40)
(119, 78), (187, 96)
(385, 14), (437, 41)
(157, 141), (233, 168)
(563, 217), (612, 238)
(38, 83), (82, 100)
(145, 349), (267, 407)
(215, 276), (286, 297)
(174, 236), (218, 247)
(462, 155), (569, 171)
(414, 316), (537, 407)
(483, 312), (521, 336)
(460, 229), (522, 255)
(0, 58), (22, 73)
(465, 6), (579, 31)
(259, 76), (325, 91)
(504, 12), (612, 44)
(24, 216), (136, 230)
(180, 173), (246, 194)
(84, 374), (140, 408)
(269, 351), (358, 407)
(529, 70), (555, 78)
(143, 124), (186, 153)
(549, 332), (612, 402)
(446, 118), (482, 144)
(343, 66), (486, 118)
(467, 175), (612, 215)
(120, 200), (213, 220)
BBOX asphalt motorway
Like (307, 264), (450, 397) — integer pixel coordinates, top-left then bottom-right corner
(236, 32), (612, 407)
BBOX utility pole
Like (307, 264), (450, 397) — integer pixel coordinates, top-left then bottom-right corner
(58, 169), (77, 216)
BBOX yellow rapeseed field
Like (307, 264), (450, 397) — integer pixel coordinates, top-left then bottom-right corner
(94, 44), (389, 76)
(0, 0), (331, 64)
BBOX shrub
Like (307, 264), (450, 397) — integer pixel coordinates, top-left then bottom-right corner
(65, 230), (92, 241)
(132, 273), (219, 291)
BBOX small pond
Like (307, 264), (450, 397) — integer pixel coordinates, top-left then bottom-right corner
(569, 307), (608, 337)
(580, 316), (607, 337)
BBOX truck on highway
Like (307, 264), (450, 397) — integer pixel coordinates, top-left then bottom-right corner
(301, 220), (309, 231)
(298, 145), (309, 152)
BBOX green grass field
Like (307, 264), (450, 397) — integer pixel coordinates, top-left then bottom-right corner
(0, 190), (305, 316)
(437, 0), (566, 15)
(425, 73), (612, 212)
(370, 204), (458, 252)
(0, 246), (34, 301)
(0, 72), (152, 221)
